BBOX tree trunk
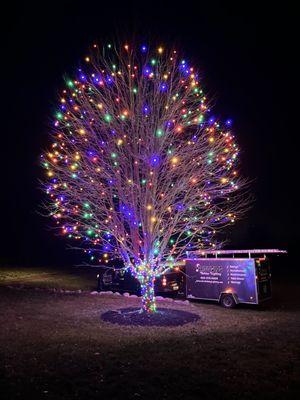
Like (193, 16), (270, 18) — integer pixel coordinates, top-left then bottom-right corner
(139, 273), (156, 313)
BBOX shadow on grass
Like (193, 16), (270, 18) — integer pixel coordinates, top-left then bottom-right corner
(101, 307), (200, 326)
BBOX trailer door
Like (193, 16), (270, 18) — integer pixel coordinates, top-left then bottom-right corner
(255, 258), (272, 301)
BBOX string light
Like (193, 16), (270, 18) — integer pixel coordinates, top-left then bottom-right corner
(42, 41), (247, 314)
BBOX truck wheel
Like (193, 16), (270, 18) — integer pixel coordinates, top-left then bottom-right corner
(220, 294), (236, 308)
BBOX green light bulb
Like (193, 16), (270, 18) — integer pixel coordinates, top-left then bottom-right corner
(104, 114), (112, 123)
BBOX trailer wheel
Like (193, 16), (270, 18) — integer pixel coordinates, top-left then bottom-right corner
(220, 294), (236, 308)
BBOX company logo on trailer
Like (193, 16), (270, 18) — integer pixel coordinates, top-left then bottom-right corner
(196, 264), (223, 274)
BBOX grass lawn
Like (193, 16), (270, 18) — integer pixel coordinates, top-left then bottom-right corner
(0, 267), (299, 399)
(0, 265), (97, 291)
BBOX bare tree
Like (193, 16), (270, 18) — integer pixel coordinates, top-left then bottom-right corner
(41, 43), (248, 313)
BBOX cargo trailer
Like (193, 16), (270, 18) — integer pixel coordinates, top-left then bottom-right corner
(184, 249), (286, 307)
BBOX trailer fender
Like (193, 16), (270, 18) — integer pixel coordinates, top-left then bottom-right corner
(219, 291), (239, 303)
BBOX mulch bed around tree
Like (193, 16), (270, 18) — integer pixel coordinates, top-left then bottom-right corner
(101, 307), (200, 326)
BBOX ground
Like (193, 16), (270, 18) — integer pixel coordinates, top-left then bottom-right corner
(0, 266), (299, 399)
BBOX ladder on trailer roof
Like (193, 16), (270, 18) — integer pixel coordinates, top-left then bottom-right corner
(186, 249), (287, 258)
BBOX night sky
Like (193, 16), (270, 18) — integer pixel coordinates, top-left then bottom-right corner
(1, 1), (294, 267)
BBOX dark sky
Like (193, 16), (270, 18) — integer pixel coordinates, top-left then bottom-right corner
(0, 1), (295, 267)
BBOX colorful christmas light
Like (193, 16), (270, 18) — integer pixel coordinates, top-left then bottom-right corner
(41, 42), (248, 313)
